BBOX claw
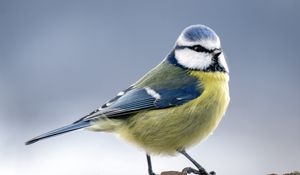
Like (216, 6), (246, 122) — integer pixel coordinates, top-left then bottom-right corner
(181, 167), (209, 175)
(209, 171), (216, 175)
(181, 167), (216, 175)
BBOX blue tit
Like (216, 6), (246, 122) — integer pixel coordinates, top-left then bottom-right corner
(26, 24), (230, 175)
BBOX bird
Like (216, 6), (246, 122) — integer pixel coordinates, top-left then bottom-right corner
(26, 24), (230, 175)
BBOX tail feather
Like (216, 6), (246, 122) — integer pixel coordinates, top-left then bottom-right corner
(25, 121), (91, 145)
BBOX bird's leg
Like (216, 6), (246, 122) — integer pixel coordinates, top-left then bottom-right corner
(146, 154), (156, 175)
(178, 149), (215, 175)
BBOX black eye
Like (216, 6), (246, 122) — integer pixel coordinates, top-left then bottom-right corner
(189, 45), (211, 53)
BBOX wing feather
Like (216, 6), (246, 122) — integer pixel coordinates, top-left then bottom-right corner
(77, 60), (203, 122)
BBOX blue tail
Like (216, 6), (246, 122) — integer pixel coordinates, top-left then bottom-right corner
(25, 121), (91, 145)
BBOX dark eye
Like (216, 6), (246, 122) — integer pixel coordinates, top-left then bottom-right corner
(189, 45), (211, 53)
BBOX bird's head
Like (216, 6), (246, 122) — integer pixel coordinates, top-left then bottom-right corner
(173, 24), (228, 73)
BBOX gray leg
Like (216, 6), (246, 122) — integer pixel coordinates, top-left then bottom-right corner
(178, 150), (215, 175)
(146, 154), (156, 175)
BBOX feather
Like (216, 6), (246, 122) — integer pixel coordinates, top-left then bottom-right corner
(25, 121), (91, 145)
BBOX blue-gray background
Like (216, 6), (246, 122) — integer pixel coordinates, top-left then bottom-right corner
(0, 0), (299, 175)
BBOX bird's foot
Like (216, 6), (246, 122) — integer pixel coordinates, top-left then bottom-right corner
(181, 167), (215, 175)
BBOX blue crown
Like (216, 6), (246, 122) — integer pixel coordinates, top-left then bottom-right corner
(183, 25), (218, 42)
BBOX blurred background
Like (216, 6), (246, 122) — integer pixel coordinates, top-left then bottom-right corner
(0, 0), (299, 175)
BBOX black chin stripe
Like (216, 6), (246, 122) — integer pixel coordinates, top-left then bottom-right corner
(204, 62), (226, 72)
(204, 56), (226, 73)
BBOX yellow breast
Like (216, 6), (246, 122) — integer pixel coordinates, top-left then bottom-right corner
(187, 71), (230, 144)
(114, 71), (230, 155)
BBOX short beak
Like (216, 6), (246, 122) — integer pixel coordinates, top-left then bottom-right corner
(213, 49), (222, 57)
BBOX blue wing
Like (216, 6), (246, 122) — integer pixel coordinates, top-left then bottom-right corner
(75, 83), (202, 122)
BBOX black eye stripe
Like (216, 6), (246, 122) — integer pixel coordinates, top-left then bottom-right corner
(175, 45), (213, 53)
(188, 45), (212, 53)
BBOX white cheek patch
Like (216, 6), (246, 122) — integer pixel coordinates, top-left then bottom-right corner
(175, 49), (212, 70)
(218, 53), (229, 73)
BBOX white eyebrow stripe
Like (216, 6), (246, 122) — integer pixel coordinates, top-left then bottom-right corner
(144, 87), (161, 100)
(176, 32), (221, 50)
